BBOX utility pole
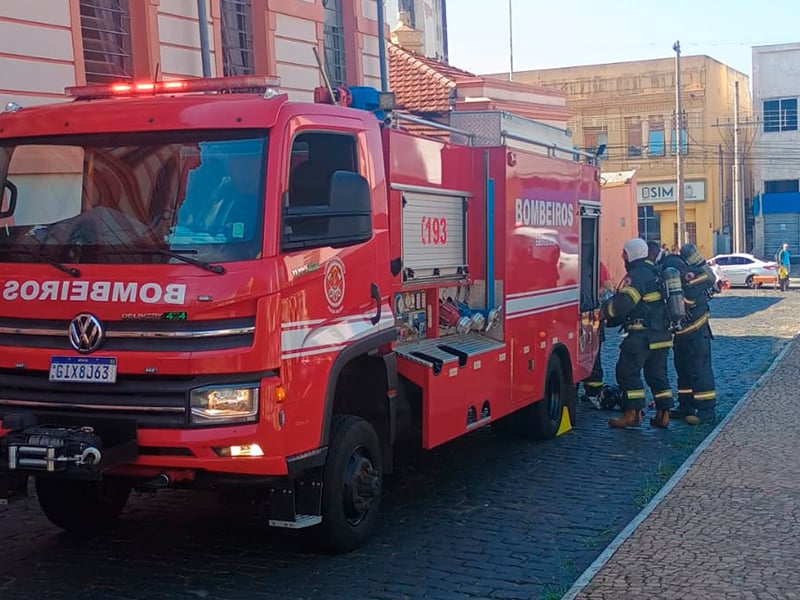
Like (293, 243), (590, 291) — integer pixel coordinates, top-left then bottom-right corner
(508, 0), (514, 81)
(673, 40), (685, 246)
(733, 80), (742, 253)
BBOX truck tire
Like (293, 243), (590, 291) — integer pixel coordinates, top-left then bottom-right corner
(531, 359), (566, 440)
(35, 477), (130, 533)
(491, 359), (568, 440)
(316, 415), (383, 553)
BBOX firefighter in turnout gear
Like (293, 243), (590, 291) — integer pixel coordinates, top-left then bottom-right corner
(601, 238), (674, 428)
(659, 244), (718, 425)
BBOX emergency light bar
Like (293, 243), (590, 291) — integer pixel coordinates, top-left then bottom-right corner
(65, 75), (282, 100)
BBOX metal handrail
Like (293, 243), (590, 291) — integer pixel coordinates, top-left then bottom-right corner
(501, 130), (597, 164)
(392, 113), (476, 142)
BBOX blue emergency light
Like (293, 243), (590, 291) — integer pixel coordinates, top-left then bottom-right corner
(347, 86), (395, 121)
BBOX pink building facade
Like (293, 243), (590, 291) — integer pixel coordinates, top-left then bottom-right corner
(600, 170), (639, 285)
(0, 0), (390, 108)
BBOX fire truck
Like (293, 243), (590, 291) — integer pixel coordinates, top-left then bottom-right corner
(0, 75), (601, 552)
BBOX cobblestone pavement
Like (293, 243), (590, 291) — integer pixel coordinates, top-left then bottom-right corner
(0, 289), (797, 600)
(574, 317), (800, 600)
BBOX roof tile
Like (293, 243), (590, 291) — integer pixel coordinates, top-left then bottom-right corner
(388, 43), (474, 113)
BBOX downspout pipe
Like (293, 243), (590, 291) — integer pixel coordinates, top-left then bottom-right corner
(485, 151), (495, 311)
(198, 0), (212, 77)
(376, 0), (388, 91)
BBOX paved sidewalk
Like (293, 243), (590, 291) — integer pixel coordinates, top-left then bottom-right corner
(566, 335), (800, 600)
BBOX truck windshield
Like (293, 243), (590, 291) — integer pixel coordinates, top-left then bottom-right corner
(0, 131), (267, 267)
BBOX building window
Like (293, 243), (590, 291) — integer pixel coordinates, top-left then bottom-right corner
(673, 222), (697, 246)
(399, 0), (416, 27)
(670, 129), (688, 155)
(584, 128), (607, 158)
(220, 0), (255, 76)
(764, 98), (798, 132)
(626, 118), (642, 157)
(80, 0), (133, 84)
(648, 120), (664, 157)
(764, 179), (800, 194)
(322, 0), (347, 87)
(638, 206), (660, 243)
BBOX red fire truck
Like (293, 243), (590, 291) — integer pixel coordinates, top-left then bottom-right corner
(0, 76), (601, 552)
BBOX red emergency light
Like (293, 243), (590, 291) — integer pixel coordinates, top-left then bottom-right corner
(65, 75), (282, 100)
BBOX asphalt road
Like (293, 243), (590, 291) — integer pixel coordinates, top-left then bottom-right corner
(0, 288), (797, 600)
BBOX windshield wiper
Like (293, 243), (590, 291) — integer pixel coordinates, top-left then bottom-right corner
(5, 247), (81, 277)
(97, 249), (226, 275)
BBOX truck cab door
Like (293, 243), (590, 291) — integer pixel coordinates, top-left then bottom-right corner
(577, 202), (601, 374)
(278, 125), (393, 448)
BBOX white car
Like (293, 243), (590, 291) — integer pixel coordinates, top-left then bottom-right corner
(707, 253), (777, 288)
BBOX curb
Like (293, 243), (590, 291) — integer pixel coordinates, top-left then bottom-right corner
(560, 334), (799, 600)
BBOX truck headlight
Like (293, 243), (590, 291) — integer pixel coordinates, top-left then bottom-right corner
(190, 385), (259, 425)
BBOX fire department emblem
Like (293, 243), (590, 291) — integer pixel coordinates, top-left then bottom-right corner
(324, 257), (346, 313)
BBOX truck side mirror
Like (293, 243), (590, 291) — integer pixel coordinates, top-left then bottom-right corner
(326, 170), (372, 247)
(0, 180), (17, 219)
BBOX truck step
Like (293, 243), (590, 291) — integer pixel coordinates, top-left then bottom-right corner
(268, 514), (322, 529)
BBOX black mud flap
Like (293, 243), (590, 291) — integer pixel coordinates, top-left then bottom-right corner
(267, 470), (323, 530)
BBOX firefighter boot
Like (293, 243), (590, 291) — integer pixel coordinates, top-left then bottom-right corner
(650, 410), (670, 428)
(609, 409), (642, 429)
(670, 397), (695, 419)
(686, 406), (716, 426)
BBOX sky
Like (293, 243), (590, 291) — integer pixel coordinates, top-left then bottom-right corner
(446, 0), (798, 83)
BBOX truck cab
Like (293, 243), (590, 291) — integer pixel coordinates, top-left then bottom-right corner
(0, 77), (395, 552)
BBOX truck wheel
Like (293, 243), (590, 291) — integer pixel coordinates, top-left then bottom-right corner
(35, 477), (130, 532)
(530, 359), (566, 440)
(317, 415), (382, 553)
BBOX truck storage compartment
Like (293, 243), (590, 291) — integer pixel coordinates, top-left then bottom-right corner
(400, 188), (467, 282)
(396, 333), (507, 449)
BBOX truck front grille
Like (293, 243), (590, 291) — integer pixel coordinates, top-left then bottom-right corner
(0, 370), (270, 429)
(0, 316), (255, 352)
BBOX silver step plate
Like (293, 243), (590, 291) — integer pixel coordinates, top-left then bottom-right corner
(268, 514), (322, 529)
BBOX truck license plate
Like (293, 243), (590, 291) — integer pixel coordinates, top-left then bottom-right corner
(49, 357), (117, 384)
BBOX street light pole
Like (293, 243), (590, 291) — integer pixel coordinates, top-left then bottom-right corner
(674, 40), (686, 246)
(508, 0), (514, 82)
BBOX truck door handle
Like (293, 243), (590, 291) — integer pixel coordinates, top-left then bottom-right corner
(370, 283), (381, 325)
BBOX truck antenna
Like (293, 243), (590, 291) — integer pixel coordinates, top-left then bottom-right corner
(312, 46), (338, 106)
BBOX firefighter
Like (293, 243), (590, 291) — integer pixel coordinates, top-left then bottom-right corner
(661, 244), (717, 425)
(601, 238), (674, 428)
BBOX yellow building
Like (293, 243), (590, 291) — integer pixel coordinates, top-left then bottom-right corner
(490, 56), (751, 257)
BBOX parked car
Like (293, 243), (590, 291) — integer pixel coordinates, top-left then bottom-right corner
(707, 253), (777, 288)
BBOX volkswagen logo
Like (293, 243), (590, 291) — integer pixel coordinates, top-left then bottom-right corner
(69, 313), (104, 354)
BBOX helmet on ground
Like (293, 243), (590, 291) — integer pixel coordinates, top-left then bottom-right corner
(598, 384), (622, 410)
